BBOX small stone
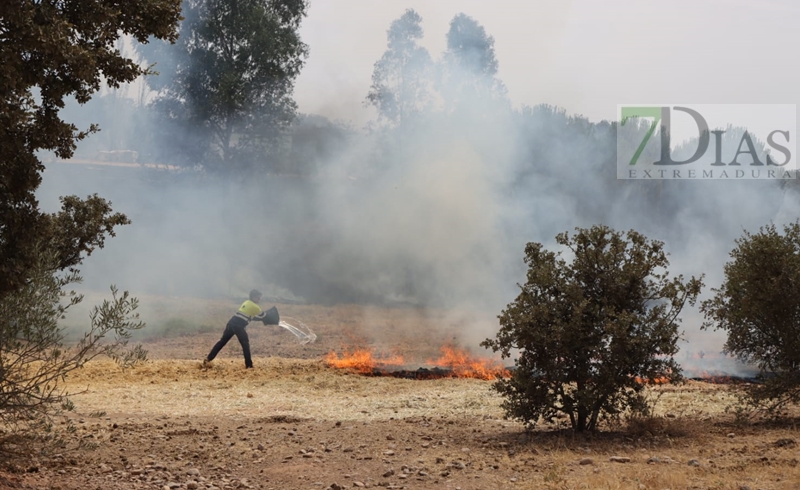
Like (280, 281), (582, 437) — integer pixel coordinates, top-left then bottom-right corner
(451, 461), (466, 470)
(187, 483), (199, 490)
(353, 482), (365, 488)
(647, 457), (661, 464)
(727, 433), (735, 438)
(610, 456), (630, 463)
(688, 459), (700, 467)
(383, 469), (395, 478)
(739, 486), (752, 490)
(461, 447), (470, 453)
(187, 468), (200, 476)
(579, 458), (593, 465)
(510, 477), (518, 482)
(257, 443), (265, 451)
(384, 450), (395, 456)
(386, 435), (395, 441)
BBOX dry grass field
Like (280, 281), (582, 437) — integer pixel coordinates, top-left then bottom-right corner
(2, 298), (799, 490)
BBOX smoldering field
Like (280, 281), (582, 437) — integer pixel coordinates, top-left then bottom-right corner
(27, 160), (800, 490)
(23, 8), (800, 489)
(38, 9), (800, 369)
(14, 302), (800, 490)
(40, 116), (800, 376)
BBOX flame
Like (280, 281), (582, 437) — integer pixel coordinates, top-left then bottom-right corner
(426, 346), (510, 380)
(688, 370), (750, 384)
(324, 348), (404, 375)
(634, 376), (671, 385)
(325, 345), (509, 380)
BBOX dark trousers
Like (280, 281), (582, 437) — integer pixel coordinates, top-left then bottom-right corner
(207, 319), (252, 368)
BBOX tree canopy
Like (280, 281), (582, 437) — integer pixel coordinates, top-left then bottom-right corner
(0, 0), (182, 298)
(366, 9), (433, 126)
(0, 0), (182, 449)
(146, 0), (308, 174)
(701, 222), (800, 412)
(439, 13), (506, 113)
(483, 226), (703, 431)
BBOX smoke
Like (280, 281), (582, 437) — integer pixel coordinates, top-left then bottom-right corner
(36, 6), (799, 376)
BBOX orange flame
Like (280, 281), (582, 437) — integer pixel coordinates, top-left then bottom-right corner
(634, 376), (671, 385)
(688, 370), (745, 384)
(324, 349), (405, 375)
(326, 344), (510, 380)
(426, 346), (510, 380)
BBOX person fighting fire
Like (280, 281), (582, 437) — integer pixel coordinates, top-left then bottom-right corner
(204, 289), (279, 369)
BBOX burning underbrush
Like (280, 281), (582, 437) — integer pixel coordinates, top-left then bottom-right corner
(324, 344), (510, 380)
(323, 345), (762, 384)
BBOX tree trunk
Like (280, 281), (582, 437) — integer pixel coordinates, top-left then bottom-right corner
(576, 407), (588, 432)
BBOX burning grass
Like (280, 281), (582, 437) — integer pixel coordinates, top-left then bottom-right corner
(62, 357), (507, 421)
(324, 344), (510, 380)
(39, 298), (800, 490)
(61, 358), (753, 424)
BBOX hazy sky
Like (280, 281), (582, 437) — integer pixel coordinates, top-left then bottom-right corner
(294, 0), (799, 126)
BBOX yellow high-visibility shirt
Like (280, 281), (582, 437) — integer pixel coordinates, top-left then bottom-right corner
(238, 300), (262, 318)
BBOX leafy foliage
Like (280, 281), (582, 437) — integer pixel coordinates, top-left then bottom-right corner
(0, 248), (146, 449)
(439, 13), (506, 114)
(0, 0), (179, 452)
(483, 226), (703, 431)
(0, 0), (182, 298)
(701, 222), (800, 412)
(366, 9), (433, 126)
(146, 0), (309, 173)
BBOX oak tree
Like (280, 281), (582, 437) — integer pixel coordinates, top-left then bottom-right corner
(0, 0), (181, 447)
(483, 226), (702, 431)
(0, 0), (182, 297)
(701, 222), (800, 413)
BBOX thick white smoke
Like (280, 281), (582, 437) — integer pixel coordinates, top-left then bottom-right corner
(37, 3), (800, 376)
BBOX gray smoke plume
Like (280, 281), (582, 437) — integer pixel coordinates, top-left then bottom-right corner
(38, 6), (799, 376)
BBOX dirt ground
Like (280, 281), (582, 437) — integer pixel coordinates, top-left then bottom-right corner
(3, 300), (800, 490)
